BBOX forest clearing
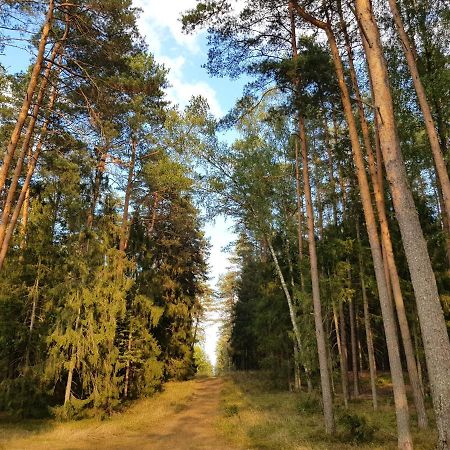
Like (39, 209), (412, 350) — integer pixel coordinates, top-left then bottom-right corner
(0, 0), (449, 449)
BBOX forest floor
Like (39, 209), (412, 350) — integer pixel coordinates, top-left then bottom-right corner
(0, 377), (240, 450)
(217, 371), (437, 449)
(0, 373), (439, 449)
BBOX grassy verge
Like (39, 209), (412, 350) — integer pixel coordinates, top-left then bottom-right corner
(0, 379), (197, 450)
(217, 372), (437, 450)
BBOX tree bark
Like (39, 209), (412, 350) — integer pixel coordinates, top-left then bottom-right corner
(291, 3), (412, 447)
(349, 291), (360, 396)
(354, 1), (450, 446)
(0, 0), (54, 193)
(357, 222), (378, 409)
(289, 4), (334, 432)
(119, 138), (137, 252)
(267, 239), (307, 370)
(299, 115), (335, 433)
(0, 77), (59, 270)
(0, 32), (68, 249)
(294, 139), (305, 291)
(338, 4), (428, 427)
(387, 0), (450, 231)
(64, 307), (81, 405)
(338, 299), (350, 406)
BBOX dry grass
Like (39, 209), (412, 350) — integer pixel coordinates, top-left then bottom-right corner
(216, 372), (437, 450)
(0, 379), (197, 449)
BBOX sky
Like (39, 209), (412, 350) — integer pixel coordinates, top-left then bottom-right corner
(131, 0), (246, 366)
(0, 0), (244, 367)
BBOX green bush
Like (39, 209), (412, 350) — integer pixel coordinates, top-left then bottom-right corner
(297, 394), (322, 414)
(224, 403), (239, 417)
(338, 412), (376, 443)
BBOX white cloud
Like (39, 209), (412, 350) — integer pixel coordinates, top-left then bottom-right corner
(157, 54), (224, 117)
(133, 2), (223, 117)
(133, 0), (202, 55)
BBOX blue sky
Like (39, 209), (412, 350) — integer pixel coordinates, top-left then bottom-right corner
(0, 0), (244, 366)
(133, 0), (246, 365)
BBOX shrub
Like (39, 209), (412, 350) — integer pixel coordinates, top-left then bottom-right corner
(297, 394), (322, 414)
(338, 412), (376, 444)
(224, 403), (239, 417)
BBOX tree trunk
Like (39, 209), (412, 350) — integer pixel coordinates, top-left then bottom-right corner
(337, 4), (428, 427)
(0, 35), (67, 249)
(19, 148), (31, 255)
(289, 4), (334, 432)
(294, 139), (305, 291)
(293, 341), (302, 391)
(148, 192), (159, 236)
(354, 1), (450, 446)
(387, 0), (450, 229)
(349, 292), (360, 396)
(86, 149), (107, 229)
(64, 307), (81, 405)
(24, 261), (41, 369)
(356, 221), (378, 409)
(0, 0), (54, 193)
(322, 113), (338, 227)
(291, 4), (412, 446)
(0, 78), (59, 270)
(299, 114), (335, 433)
(334, 300), (349, 407)
(119, 138), (137, 252)
(123, 330), (133, 398)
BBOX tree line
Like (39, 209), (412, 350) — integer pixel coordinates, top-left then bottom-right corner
(181, 0), (450, 449)
(0, 0), (210, 419)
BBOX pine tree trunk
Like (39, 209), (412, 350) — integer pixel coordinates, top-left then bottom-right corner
(322, 114), (338, 227)
(436, 178), (450, 270)
(0, 0), (54, 193)
(299, 114), (335, 433)
(87, 150), (107, 229)
(119, 138), (136, 252)
(148, 192), (159, 236)
(288, 5), (334, 432)
(333, 301), (349, 408)
(294, 140), (305, 291)
(124, 330), (133, 398)
(349, 293), (360, 397)
(356, 222), (378, 410)
(387, 0), (450, 227)
(0, 37), (67, 249)
(19, 149), (31, 255)
(291, 4), (412, 446)
(339, 298), (350, 400)
(338, 5), (428, 425)
(0, 78), (59, 270)
(354, 1), (450, 446)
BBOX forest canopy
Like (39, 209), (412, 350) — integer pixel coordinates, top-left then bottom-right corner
(0, 0), (449, 449)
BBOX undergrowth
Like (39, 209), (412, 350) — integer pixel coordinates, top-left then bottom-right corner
(217, 371), (437, 450)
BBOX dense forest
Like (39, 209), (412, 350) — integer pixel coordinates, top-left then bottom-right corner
(0, 0), (449, 449)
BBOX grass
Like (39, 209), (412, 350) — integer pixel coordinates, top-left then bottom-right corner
(216, 371), (437, 450)
(0, 379), (197, 450)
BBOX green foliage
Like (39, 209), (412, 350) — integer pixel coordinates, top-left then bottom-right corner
(194, 345), (213, 376)
(338, 413), (376, 444)
(297, 394), (323, 414)
(224, 403), (239, 417)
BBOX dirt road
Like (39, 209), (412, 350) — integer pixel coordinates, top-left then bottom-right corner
(2, 378), (240, 450)
(138, 377), (236, 450)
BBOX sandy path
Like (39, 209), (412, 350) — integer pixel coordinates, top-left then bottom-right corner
(4, 378), (240, 450)
(103, 377), (236, 450)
